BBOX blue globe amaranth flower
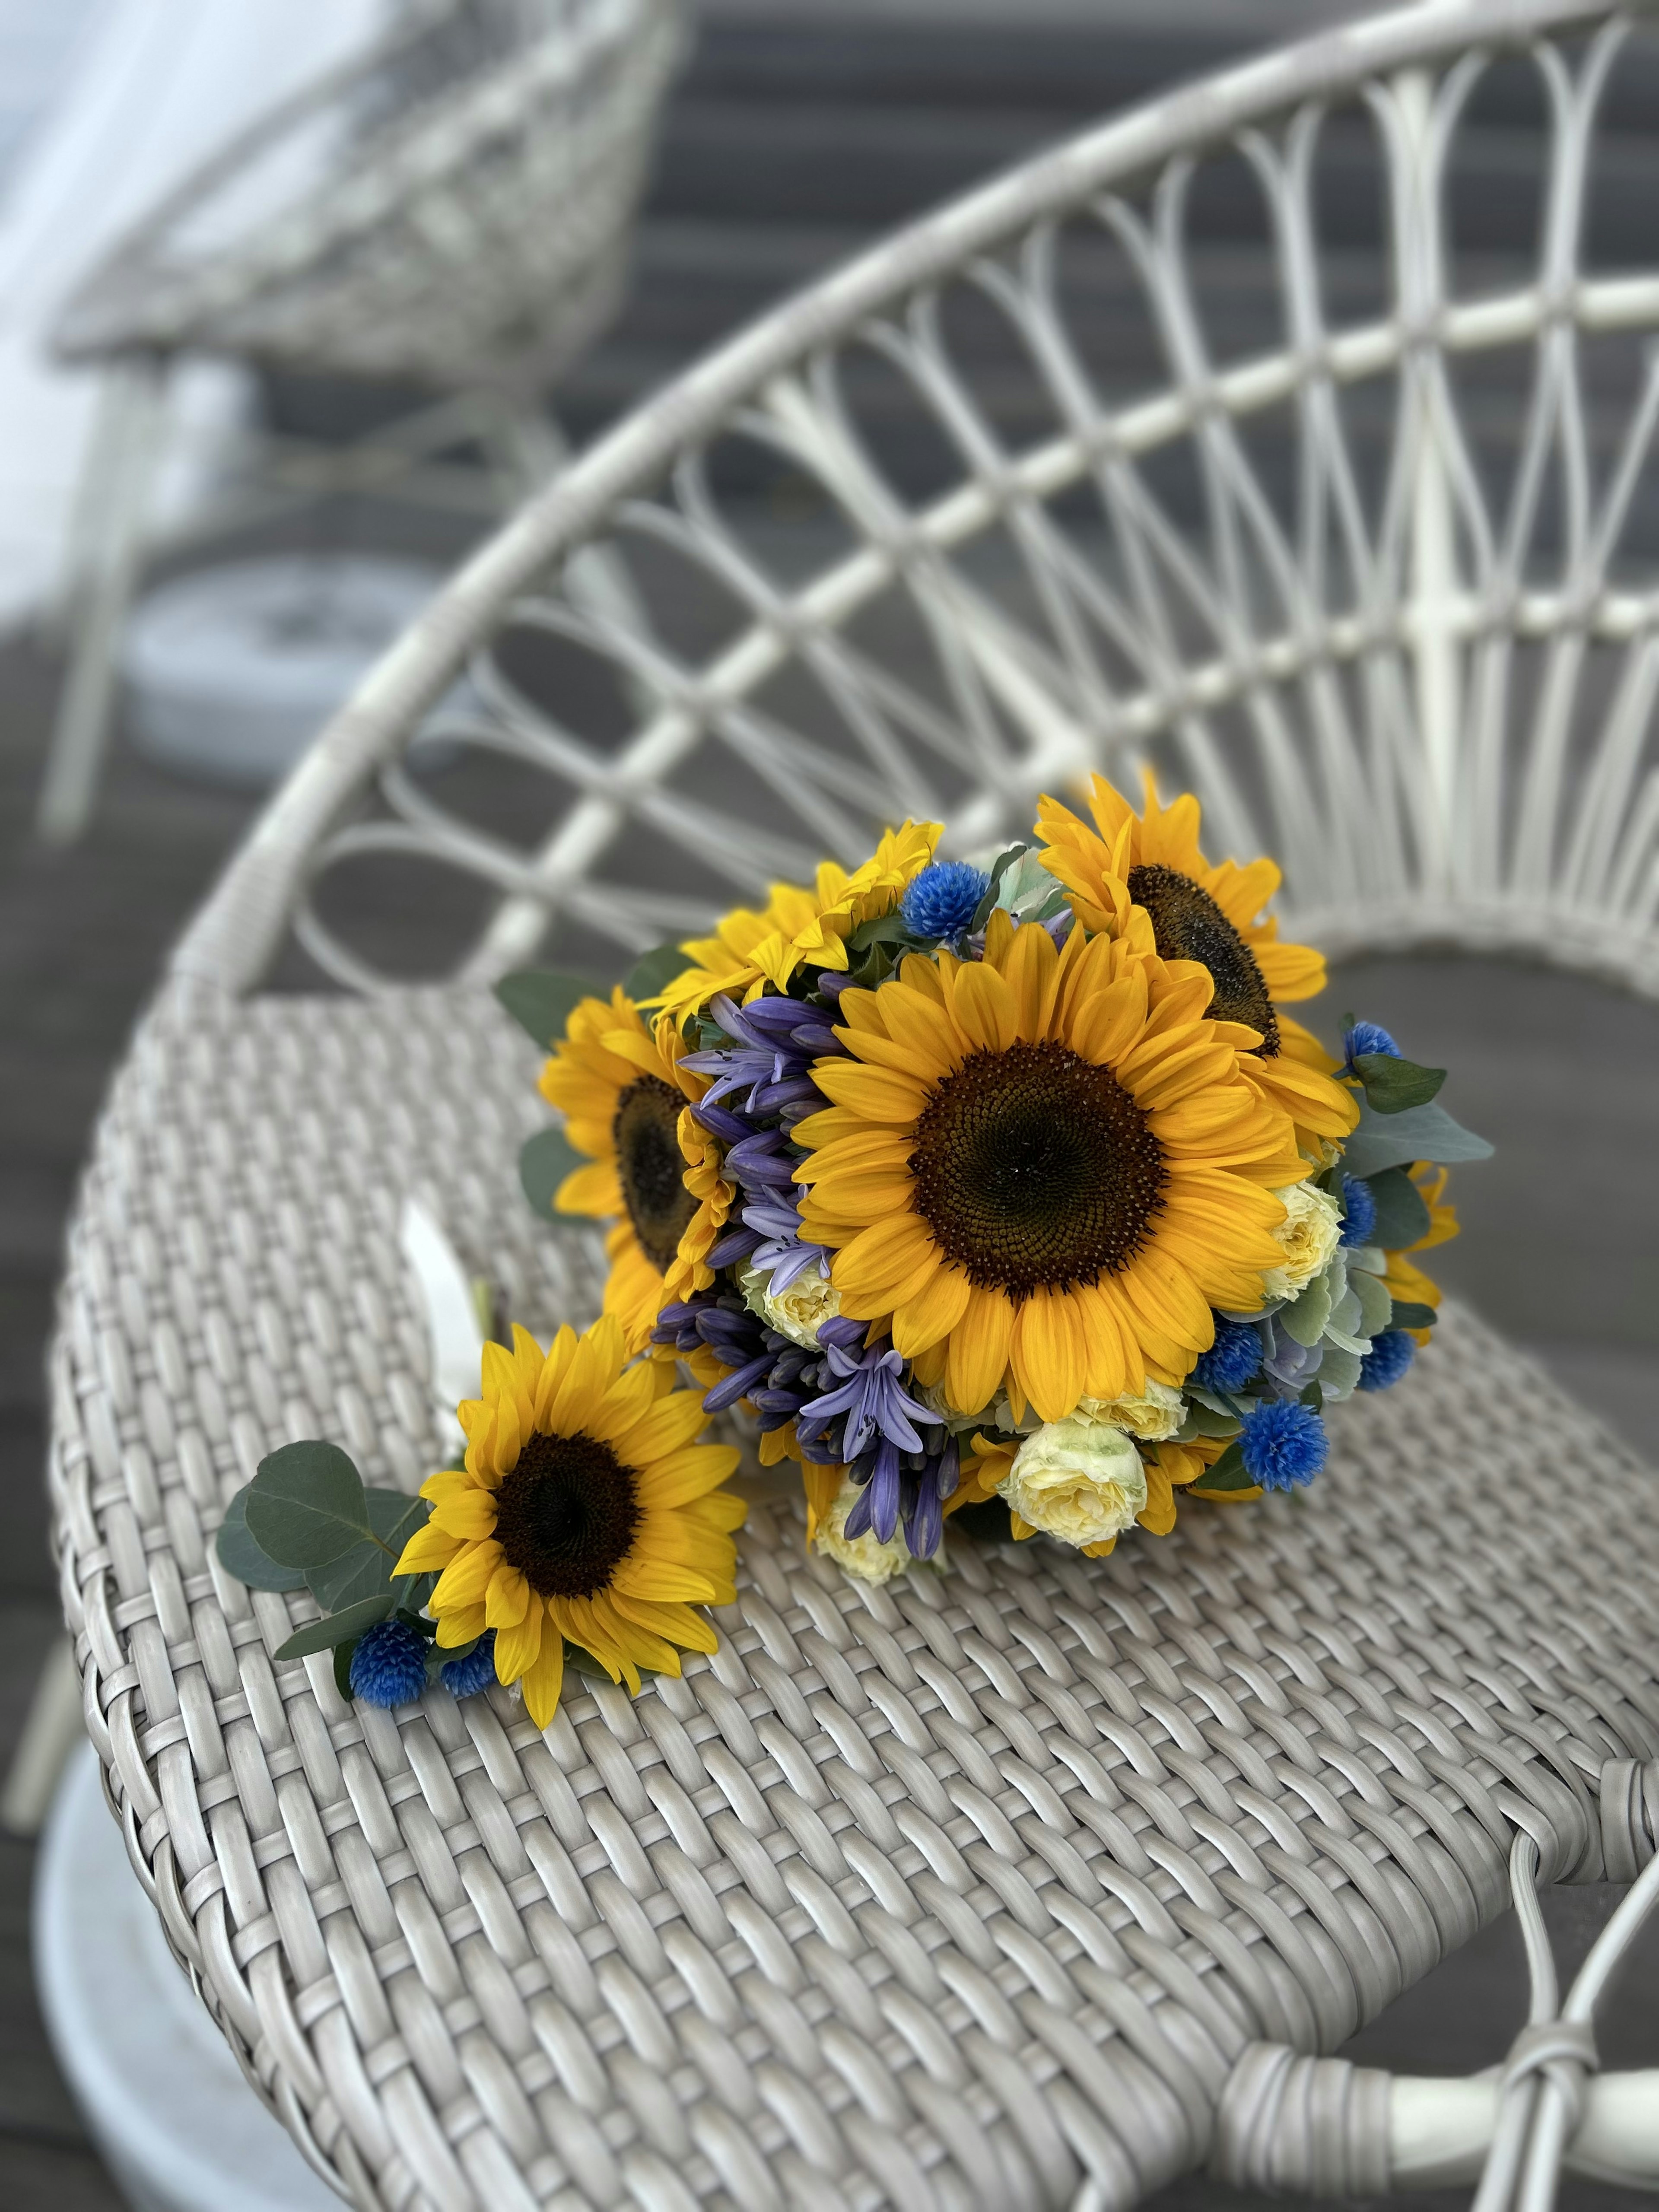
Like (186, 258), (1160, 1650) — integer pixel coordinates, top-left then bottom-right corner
(1358, 1329), (1416, 1392)
(1239, 1400), (1327, 1491)
(1344, 1020), (1399, 1069)
(1192, 1317), (1262, 1393)
(440, 1630), (498, 1698)
(901, 861), (989, 942)
(1339, 1172), (1378, 1248)
(349, 1618), (429, 1707)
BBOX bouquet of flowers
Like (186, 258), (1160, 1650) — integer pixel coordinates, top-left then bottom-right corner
(527, 775), (1488, 1586)
(218, 772), (1487, 1730)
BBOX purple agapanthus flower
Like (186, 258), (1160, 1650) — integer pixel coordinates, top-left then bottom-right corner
(682, 993), (845, 1127)
(795, 1330), (936, 1461)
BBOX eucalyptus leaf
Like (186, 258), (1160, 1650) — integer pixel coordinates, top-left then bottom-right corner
(1320, 1345), (1363, 1398)
(1281, 1273), (1333, 1348)
(304, 1490), (431, 1611)
(1390, 1300), (1438, 1331)
(216, 1487), (306, 1592)
(493, 969), (592, 1049)
(520, 1124), (585, 1217)
(1352, 1265), (1395, 1341)
(1352, 1052), (1446, 1114)
(1341, 1096), (1494, 1178)
(334, 1641), (358, 1701)
(1364, 1166), (1433, 1250)
(245, 1442), (369, 1569)
(623, 941), (693, 1004)
(274, 1592), (398, 1662)
(1299, 1379), (1324, 1411)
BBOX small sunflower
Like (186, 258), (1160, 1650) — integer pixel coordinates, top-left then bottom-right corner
(794, 910), (1305, 1424)
(1036, 773), (1354, 1145)
(537, 990), (731, 1351)
(650, 820), (941, 1020)
(394, 1317), (744, 1728)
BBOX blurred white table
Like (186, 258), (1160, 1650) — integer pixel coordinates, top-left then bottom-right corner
(35, 1743), (340, 2212)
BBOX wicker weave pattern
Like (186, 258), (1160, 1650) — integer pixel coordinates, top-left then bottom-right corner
(49, 979), (1659, 2212)
(51, 0), (682, 390)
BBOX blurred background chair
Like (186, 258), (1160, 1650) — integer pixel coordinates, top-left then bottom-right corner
(40, 0), (1659, 2206)
(34, 0), (682, 846)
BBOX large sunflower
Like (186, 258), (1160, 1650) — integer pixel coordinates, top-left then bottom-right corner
(650, 820), (940, 1020)
(538, 990), (731, 1351)
(394, 1317), (744, 1728)
(794, 911), (1305, 1423)
(1037, 773), (1354, 1145)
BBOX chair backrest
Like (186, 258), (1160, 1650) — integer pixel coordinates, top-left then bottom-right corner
(51, 0), (683, 390)
(168, 0), (1659, 1004)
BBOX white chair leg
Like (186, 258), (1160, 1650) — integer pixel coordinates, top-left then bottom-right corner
(35, 357), (168, 846)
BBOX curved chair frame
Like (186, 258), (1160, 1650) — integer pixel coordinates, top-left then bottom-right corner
(48, 5), (1659, 2208)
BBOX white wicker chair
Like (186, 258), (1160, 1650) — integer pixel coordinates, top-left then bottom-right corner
(48, 3), (1659, 2207)
(35, 0), (680, 845)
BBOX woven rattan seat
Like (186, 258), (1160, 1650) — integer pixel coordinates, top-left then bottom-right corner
(48, 0), (1659, 2202)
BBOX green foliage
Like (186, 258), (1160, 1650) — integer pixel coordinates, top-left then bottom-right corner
(223, 1443), (439, 1678)
(274, 1594), (404, 1662)
(1298, 1379), (1324, 1413)
(493, 969), (593, 1049)
(244, 1442), (372, 1569)
(1389, 1300), (1438, 1332)
(1191, 1442), (1255, 1492)
(305, 1490), (430, 1612)
(624, 942), (694, 1003)
(520, 1124), (584, 1217)
(215, 1489), (306, 1591)
(1351, 1052), (1445, 1114)
(1363, 1166), (1433, 1250)
(1340, 1095), (1494, 1178)
(970, 845), (1028, 929)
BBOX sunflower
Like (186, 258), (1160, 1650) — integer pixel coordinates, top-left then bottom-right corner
(650, 820), (941, 1020)
(394, 1317), (744, 1728)
(1036, 773), (1354, 1146)
(794, 911), (1305, 1424)
(537, 990), (731, 1352)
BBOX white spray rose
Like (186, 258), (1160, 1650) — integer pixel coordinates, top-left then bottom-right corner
(1073, 1379), (1185, 1442)
(998, 1417), (1148, 1550)
(814, 1481), (914, 1585)
(1262, 1181), (1342, 1302)
(741, 1259), (840, 1348)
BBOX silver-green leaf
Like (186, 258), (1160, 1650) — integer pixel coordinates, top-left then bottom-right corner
(244, 1441), (370, 1569)
(215, 1487), (307, 1592)
(304, 1490), (430, 1611)
(273, 1592), (400, 1661)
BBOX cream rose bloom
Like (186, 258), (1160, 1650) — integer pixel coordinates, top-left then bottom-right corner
(813, 1481), (914, 1584)
(741, 1259), (840, 1348)
(1262, 1180), (1342, 1302)
(1074, 1379), (1184, 1442)
(998, 1418), (1148, 1550)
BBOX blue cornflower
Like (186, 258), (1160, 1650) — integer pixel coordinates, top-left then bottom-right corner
(1239, 1400), (1327, 1491)
(901, 861), (989, 942)
(1339, 1173), (1378, 1248)
(1344, 1020), (1400, 1071)
(440, 1631), (498, 1698)
(1358, 1329), (1416, 1392)
(349, 1618), (429, 1707)
(1192, 1317), (1262, 1393)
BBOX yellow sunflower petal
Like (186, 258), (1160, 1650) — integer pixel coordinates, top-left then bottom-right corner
(518, 1630), (566, 1730)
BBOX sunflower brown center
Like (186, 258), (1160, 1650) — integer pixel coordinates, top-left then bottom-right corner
(1127, 862), (1279, 1055)
(908, 1042), (1165, 1297)
(613, 1075), (696, 1269)
(493, 1430), (642, 1598)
